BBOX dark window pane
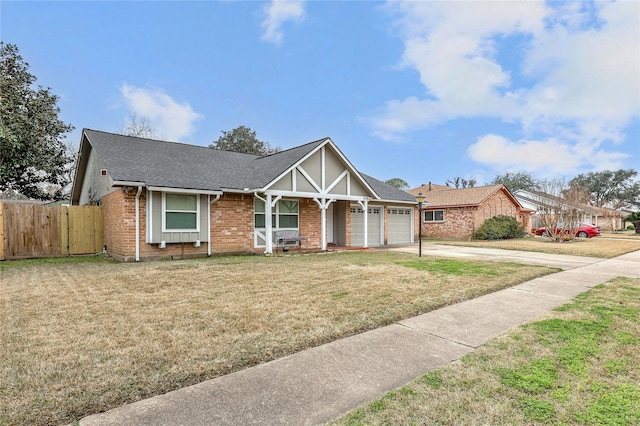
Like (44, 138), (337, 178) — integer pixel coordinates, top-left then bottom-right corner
(166, 212), (197, 230)
(279, 215), (298, 228)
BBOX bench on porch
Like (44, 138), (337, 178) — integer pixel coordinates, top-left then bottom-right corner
(275, 230), (308, 253)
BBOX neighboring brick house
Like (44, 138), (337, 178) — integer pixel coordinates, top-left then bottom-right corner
(408, 183), (532, 239)
(71, 129), (417, 261)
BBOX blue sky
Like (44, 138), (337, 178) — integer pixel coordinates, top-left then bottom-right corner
(3, 0), (639, 188)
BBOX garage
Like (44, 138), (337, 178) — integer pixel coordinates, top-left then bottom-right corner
(387, 207), (413, 245)
(350, 205), (382, 247)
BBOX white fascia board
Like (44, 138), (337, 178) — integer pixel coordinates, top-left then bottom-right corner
(265, 189), (370, 202)
(113, 181), (147, 187)
(262, 138), (332, 193)
(376, 199), (418, 206)
(261, 138), (380, 200)
(71, 132), (92, 205)
(146, 186), (222, 195)
(322, 139), (380, 200)
(221, 188), (259, 194)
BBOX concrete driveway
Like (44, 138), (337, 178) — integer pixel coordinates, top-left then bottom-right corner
(387, 242), (604, 270)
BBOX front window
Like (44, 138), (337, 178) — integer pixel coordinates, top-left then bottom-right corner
(254, 198), (299, 229)
(424, 209), (444, 222)
(164, 193), (199, 231)
(278, 200), (299, 228)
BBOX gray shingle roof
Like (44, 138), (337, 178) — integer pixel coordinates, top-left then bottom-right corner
(80, 129), (413, 203)
(361, 174), (417, 203)
(83, 129), (325, 191)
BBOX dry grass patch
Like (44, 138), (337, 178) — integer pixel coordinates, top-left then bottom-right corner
(598, 230), (640, 239)
(431, 237), (640, 258)
(0, 252), (555, 425)
(333, 277), (640, 425)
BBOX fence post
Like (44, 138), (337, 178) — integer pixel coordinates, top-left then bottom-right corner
(60, 205), (70, 256)
(0, 202), (5, 261)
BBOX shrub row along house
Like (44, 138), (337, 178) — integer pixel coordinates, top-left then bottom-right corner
(71, 130), (417, 261)
(408, 183), (533, 239)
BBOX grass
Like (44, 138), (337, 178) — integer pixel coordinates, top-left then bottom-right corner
(429, 235), (640, 258)
(0, 251), (556, 425)
(332, 277), (640, 426)
(599, 229), (640, 239)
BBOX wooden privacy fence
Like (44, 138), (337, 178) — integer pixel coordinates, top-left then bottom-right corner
(0, 202), (104, 260)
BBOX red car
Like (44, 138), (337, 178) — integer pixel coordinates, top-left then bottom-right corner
(535, 223), (601, 238)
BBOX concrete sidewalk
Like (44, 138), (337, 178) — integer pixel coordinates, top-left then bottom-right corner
(79, 249), (640, 426)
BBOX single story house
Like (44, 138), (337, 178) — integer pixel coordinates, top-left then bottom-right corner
(71, 129), (418, 261)
(408, 183), (532, 239)
(513, 189), (627, 231)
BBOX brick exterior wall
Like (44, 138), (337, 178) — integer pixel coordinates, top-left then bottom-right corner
(101, 191), (329, 261)
(210, 194), (254, 254)
(421, 190), (521, 240)
(102, 189), (133, 259)
(299, 199), (321, 248)
(423, 206), (476, 240)
(103, 188), (212, 262)
(102, 189), (423, 260)
(474, 190), (518, 229)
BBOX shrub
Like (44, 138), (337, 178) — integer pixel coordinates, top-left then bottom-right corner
(628, 225), (635, 230)
(475, 215), (527, 240)
(624, 212), (640, 234)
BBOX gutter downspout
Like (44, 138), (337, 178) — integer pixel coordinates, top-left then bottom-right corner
(135, 186), (142, 262)
(208, 194), (221, 256)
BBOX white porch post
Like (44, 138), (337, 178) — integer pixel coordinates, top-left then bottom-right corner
(314, 198), (333, 251)
(362, 199), (368, 248)
(265, 193), (273, 254)
(321, 204), (327, 251)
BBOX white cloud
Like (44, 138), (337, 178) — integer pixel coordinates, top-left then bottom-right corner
(120, 84), (203, 141)
(260, 0), (305, 45)
(374, 0), (547, 132)
(467, 133), (629, 176)
(374, 0), (639, 176)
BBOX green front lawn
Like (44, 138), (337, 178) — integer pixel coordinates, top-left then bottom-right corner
(333, 277), (640, 425)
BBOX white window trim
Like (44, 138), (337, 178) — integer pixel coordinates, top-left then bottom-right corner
(162, 192), (200, 232)
(253, 198), (300, 232)
(424, 209), (445, 223)
(277, 199), (300, 229)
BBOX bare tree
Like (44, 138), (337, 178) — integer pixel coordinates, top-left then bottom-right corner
(535, 178), (574, 242)
(38, 140), (78, 201)
(568, 169), (640, 233)
(119, 114), (157, 139)
(562, 186), (590, 239)
(446, 177), (477, 188)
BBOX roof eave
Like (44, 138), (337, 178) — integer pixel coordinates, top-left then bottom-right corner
(70, 130), (91, 205)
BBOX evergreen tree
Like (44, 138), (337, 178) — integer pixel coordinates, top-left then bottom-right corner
(1, 42), (74, 200)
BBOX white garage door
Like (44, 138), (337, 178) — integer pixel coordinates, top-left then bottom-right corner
(387, 208), (413, 245)
(350, 206), (382, 247)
